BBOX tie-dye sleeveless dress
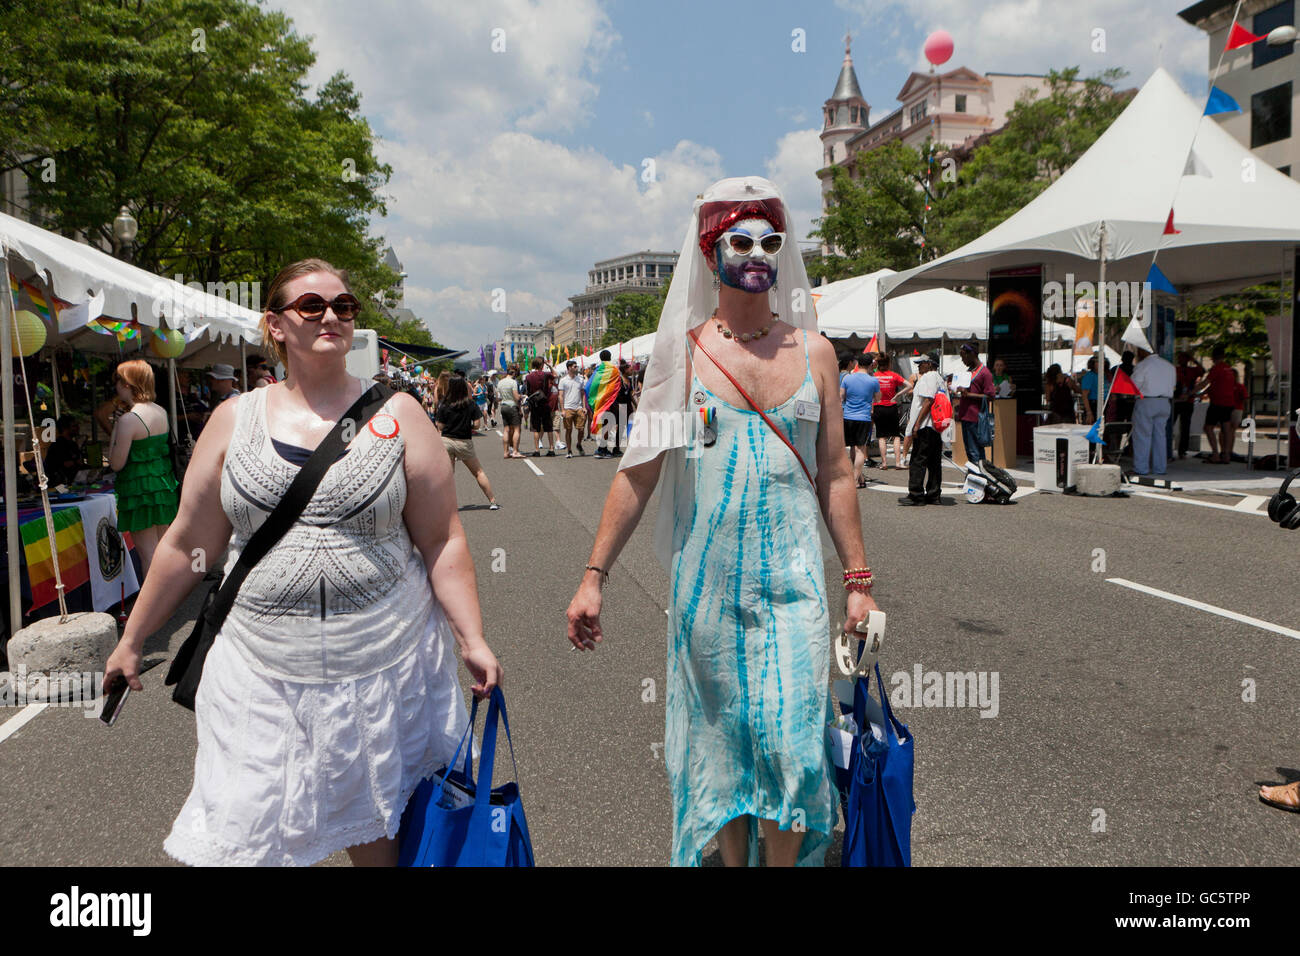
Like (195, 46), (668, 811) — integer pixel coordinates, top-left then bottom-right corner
(666, 328), (836, 866)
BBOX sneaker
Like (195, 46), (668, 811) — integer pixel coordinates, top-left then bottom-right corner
(531, 451), (540, 457)
(556, 441), (566, 450)
(546, 450), (556, 457)
(489, 502), (500, 510)
(594, 450), (612, 459)
(897, 497), (925, 506)
(577, 446), (586, 456)
(566, 452), (573, 459)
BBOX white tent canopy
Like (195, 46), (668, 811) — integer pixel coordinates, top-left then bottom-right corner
(813, 268), (1076, 341)
(1, 210), (260, 345)
(878, 67), (1300, 302)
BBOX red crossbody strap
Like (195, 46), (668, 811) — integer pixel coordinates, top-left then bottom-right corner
(688, 328), (817, 490)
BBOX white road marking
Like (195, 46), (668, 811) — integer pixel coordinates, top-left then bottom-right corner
(1234, 495), (1269, 512)
(1131, 490), (1267, 516)
(0, 703), (48, 744)
(525, 460), (544, 477)
(1107, 578), (1300, 641)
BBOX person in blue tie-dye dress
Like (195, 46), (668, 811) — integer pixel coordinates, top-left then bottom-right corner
(566, 177), (881, 866)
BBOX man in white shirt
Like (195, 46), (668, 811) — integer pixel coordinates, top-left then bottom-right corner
(1129, 346), (1177, 476)
(559, 360), (588, 458)
(900, 352), (948, 506)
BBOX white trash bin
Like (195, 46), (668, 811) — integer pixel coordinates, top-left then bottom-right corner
(1033, 425), (1093, 492)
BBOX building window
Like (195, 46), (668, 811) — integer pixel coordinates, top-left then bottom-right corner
(955, 94), (967, 113)
(1254, 0), (1295, 69)
(1251, 81), (1292, 146)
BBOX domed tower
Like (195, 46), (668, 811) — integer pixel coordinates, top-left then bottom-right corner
(821, 32), (869, 168)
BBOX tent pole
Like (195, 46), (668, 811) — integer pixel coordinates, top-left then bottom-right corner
(239, 339), (247, 392)
(1097, 223), (1108, 438)
(169, 358), (178, 440)
(0, 249), (20, 637)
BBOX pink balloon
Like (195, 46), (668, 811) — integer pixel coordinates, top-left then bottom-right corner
(924, 30), (954, 66)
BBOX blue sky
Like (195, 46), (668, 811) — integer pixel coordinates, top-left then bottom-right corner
(268, 0), (1212, 349)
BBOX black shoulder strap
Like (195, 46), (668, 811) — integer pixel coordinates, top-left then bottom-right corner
(205, 382), (392, 630)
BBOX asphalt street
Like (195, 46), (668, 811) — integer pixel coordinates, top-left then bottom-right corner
(1, 426), (1297, 867)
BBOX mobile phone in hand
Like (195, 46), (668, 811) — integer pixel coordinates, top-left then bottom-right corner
(99, 658), (161, 727)
(99, 676), (129, 726)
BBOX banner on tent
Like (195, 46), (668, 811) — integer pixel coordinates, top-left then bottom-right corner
(987, 266), (1043, 414)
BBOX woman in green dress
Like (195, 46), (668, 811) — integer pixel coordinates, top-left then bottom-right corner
(109, 359), (179, 577)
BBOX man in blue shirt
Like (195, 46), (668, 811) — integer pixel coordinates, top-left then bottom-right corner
(840, 355), (881, 487)
(1078, 356), (1109, 423)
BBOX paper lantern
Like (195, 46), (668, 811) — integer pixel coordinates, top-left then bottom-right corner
(924, 30), (954, 66)
(150, 327), (186, 359)
(10, 310), (47, 356)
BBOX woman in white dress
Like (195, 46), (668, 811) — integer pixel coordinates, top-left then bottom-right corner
(103, 258), (503, 866)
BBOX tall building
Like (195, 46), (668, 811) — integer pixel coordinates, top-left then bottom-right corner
(817, 35), (1057, 250)
(500, 321), (554, 352)
(1179, 0), (1298, 179)
(546, 308), (577, 349)
(569, 250), (677, 350)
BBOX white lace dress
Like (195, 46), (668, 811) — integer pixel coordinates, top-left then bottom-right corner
(163, 388), (469, 866)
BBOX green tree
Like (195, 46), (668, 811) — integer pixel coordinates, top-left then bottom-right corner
(600, 290), (664, 347)
(809, 67), (1130, 281)
(810, 144), (942, 281)
(937, 67), (1130, 253)
(1188, 283), (1278, 366)
(3, 0), (414, 339)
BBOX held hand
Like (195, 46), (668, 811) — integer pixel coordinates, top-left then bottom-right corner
(566, 580), (603, 651)
(461, 642), (503, 699)
(842, 589), (879, 637)
(103, 640), (144, 694)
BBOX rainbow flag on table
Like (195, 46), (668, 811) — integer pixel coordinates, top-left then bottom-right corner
(19, 507), (90, 612)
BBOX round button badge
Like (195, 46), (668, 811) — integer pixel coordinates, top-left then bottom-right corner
(368, 414), (399, 439)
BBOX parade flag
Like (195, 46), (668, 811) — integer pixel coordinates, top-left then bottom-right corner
(862, 334), (879, 354)
(1109, 368), (1143, 398)
(1225, 22), (1263, 50)
(20, 507), (89, 612)
(1086, 419), (1103, 445)
(1121, 315), (1154, 353)
(1146, 262), (1177, 294)
(1163, 210), (1180, 235)
(586, 362), (620, 436)
(1204, 86), (1241, 116)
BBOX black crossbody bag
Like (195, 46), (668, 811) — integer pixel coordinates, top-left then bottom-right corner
(164, 383), (393, 711)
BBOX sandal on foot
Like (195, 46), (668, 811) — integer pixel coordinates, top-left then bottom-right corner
(1260, 782), (1300, 812)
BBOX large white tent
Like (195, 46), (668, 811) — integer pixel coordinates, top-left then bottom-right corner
(0, 212), (263, 633)
(813, 268), (1076, 342)
(877, 67), (1300, 301)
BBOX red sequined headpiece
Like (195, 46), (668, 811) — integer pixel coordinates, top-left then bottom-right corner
(697, 198), (787, 268)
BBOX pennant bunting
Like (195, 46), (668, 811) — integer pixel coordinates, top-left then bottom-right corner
(1163, 209), (1180, 235)
(1146, 262), (1177, 294)
(1225, 22), (1263, 50)
(1204, 85), (1241, 116)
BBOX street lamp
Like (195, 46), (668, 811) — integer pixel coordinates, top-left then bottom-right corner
(112, 205), (138, 262)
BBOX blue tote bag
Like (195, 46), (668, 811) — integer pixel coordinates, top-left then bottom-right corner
(397, 687), (534, 867)
(840, 662), (915, 867)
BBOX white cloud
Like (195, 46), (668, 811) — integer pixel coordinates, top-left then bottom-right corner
(765, 128), (825, 246)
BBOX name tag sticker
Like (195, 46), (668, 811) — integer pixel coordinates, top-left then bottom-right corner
(795, 400), (821, 423)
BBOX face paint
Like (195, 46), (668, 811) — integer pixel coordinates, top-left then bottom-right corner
(715, 217), (779, 293)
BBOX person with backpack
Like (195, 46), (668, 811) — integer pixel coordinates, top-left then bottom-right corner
(900, 352), (950, 506)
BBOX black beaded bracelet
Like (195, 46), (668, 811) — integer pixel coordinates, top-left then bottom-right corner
(585, 565), (609, 584)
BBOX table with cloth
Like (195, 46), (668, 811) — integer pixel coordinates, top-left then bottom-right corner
(0, 493), (141, 650)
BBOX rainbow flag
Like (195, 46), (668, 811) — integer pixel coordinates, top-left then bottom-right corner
(9, 275), (67, 322)
(20, 507), (90, 612)
(586, 362), (620, 436)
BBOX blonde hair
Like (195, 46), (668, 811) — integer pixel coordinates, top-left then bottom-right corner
(260, 258), (352, 373)
(115, 359), (156, 403)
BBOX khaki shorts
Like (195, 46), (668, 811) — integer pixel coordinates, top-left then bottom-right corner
(442, 436), (479, 464)
(563, 408), (586, 429)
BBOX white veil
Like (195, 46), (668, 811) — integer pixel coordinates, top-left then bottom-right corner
(618, 176), (819, 569)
